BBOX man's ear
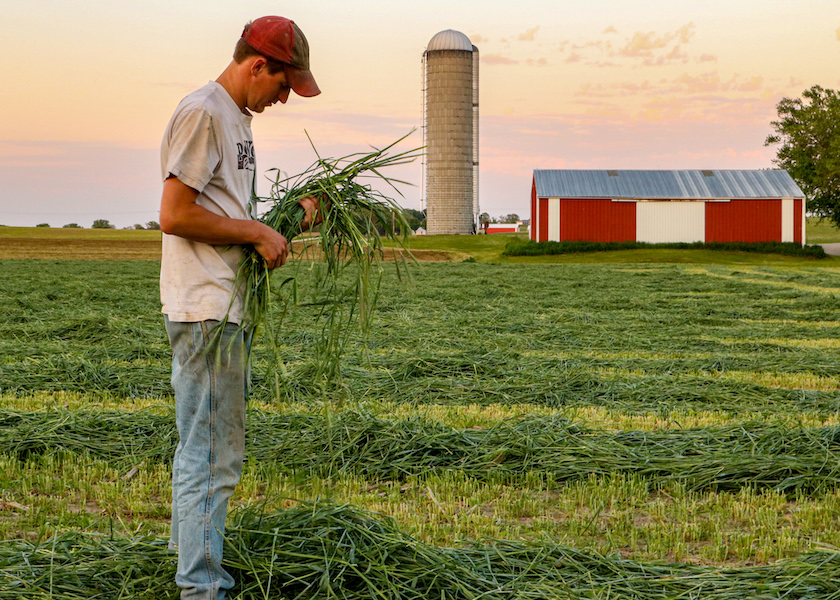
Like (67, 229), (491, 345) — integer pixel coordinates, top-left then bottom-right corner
(250, 56), (268, 76)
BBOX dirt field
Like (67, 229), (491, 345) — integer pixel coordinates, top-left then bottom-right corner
(0, 230), (467, 262)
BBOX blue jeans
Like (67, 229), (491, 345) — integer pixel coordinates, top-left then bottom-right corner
(165, 317), (250, 600)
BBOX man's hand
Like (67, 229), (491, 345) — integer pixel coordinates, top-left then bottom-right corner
(252, 223), (289, 269)
(298, 195), (327, 232)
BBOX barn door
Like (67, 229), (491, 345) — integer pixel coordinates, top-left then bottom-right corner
(636, 201), (705, 243)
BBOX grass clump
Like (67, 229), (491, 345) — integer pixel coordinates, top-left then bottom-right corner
(234, 134), (420, 398)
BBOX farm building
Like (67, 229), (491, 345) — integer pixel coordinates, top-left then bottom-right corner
(483, 222), (521, 234)
(530, 169), (806, 245)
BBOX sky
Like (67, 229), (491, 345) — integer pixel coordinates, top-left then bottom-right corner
(1, 0), (838, 228)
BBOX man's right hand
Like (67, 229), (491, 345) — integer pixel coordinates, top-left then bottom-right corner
(252, 222), (289, 269)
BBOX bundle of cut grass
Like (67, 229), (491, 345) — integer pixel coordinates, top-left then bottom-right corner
(234, 134), (421, 396)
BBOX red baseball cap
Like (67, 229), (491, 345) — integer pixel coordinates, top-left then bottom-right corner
(241, 16), (321, 97)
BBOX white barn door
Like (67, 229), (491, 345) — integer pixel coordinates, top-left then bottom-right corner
(636, 201), (705, 243)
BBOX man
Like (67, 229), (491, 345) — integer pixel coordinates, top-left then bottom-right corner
(158, 16), (320, 600)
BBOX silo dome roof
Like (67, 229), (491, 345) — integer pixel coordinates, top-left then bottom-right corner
(426, 29), (473, 52)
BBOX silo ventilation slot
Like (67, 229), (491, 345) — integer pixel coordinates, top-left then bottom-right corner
(607, 170), (619, 177)
(702, 170), (714, 177)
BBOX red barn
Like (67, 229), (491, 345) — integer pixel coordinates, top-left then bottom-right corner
(530, 170), (806, 245)
(483, 222), (520, 234)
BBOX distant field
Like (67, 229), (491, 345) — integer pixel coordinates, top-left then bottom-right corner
(2, 221), (839, 263)
(0, 226), (162, 260)
(806, 216), (840, 243)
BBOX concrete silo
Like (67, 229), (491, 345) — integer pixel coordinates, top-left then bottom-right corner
(422, 29), (479, 234)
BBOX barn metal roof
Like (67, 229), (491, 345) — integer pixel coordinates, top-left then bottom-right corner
(533, 170), (804, 200)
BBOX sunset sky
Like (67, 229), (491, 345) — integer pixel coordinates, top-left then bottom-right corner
(1, 0), (838, 228)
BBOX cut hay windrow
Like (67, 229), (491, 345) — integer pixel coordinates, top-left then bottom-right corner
(5, 409), (840, 493)
(4, 502), (840, 599)
(346, 358), (840, 415)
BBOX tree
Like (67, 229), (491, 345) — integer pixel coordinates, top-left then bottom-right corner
(479, 212), (490, 224)
(145, 221), (161, 230)
(63, 223), (81, 228)
(91, 219), (115, 229)
(35, 223), (50, 228)
(765, 85), (840, 225)
(502, 213), (520, 223)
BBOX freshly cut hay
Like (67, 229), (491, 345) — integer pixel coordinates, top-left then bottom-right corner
(5, 502), (840, 599)
(234, 133), (421, 397)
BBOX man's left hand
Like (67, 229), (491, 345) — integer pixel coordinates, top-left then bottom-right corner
(299, 195), (326, 231)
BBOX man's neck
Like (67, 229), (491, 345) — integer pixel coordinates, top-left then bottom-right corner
(216, 62), (248, 113)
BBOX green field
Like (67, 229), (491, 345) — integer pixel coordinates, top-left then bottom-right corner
(4, 228), (840, 597)
(3, 216), (840, 261)
(805, 217), (840, 243)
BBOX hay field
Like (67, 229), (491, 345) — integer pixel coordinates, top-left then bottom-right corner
(3, 233), (840, 597)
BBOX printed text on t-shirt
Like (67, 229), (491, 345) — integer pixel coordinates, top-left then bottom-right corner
(237, 141), (255, 170)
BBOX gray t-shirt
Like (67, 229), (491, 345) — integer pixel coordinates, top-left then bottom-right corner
(160, 81), (255, 323)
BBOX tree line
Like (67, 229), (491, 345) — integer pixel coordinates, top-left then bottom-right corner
(34, 220), (161, 230)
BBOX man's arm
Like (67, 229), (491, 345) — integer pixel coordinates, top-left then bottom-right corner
(159, 176), (290, 269)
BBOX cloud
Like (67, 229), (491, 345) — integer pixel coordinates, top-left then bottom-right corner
(470, 33), (488, 44)
(518, 26), (540, 42)
(836, 25), (840, 40)
(618, 23), (696, 64)
(526, 57), (548, 66)
(555, 23), (709, 68)
(620, 31), (669, 57)
(482, 54), (518, 65)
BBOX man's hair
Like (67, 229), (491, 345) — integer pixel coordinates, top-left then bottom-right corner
(233, 24), (285, 75)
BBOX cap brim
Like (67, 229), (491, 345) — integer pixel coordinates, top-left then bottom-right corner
(285, 66), (321, 97)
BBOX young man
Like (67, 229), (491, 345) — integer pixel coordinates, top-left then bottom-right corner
(159, 16), (320, 600)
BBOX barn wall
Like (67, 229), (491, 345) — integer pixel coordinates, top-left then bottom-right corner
(558, 199), (635, 242)
(706, 199), (782, 242)
(531, 189), (802, 244)
(538, 198), (549, 242)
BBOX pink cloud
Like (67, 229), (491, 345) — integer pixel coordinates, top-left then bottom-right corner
(482, 54), (518, 65)
(518, 26), (540, 42)
(618, 23), (696, 63)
